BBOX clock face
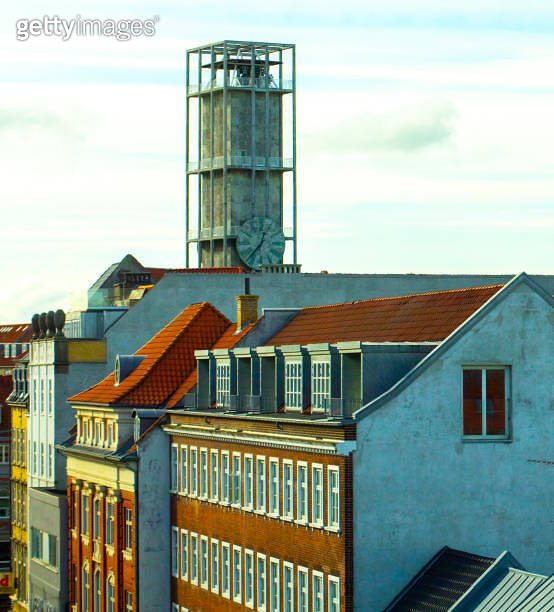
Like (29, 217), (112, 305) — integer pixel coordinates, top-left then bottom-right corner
(236, 217), (286, 269)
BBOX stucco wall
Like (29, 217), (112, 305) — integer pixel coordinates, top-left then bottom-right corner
(353, 281), (553, 611)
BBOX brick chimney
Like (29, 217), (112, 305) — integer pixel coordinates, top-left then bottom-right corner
(236, 278), (258, 330)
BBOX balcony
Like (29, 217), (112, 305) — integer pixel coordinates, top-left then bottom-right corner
(321, 398), (361, 419)
(187, 78), (293, 95)
(187, 155), (293, 173)
(187, 225), (294, 242)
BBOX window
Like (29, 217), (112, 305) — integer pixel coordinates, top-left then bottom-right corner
(200, 448), (208, 499)
(297, 462), (308, 523)
(93, 498), (101, 539)
(82, 564), (90, 612)
(328, 575), (340, 612)
(33, 442), (37, 474)
(171, 526), (179, 577)
(269, 558), (280, 612)
(33, 380), (37, 413)
(244, 454), (254, 510)
(190, 447), (198, 496)
(233, 545), (242, 603)
(0, 444), (8, 463)
(312, 464), (324, 526)
(125, 591), (133, 612)
(463, 367), (509, 438)
(232, 453), (241, 507)
(0, 483), (8, 519)
(180, 530), (188, 581)
(311, 360), (331, 411)
(222, 542), (231, 599)
(256, 456), (266, 513)
(180, 445), (188, 494)
(216, 362), (231, 408)
(30, 527), (42, 559)
(94, 570), (101, 612)
(107, 422), (114, 446)
(106, 501), (115, 546)
(81, 492), (90, 535)
(283, 460), (294, 520)
(257, 553), (267, 611)
(95, 420), (102, 445)
(313, 571), (324, 612)
(190, 532), (199, 585)
(170, 444), (179, 491)
(200, 535), (209, 589)
(268, 458), (279, 516)
(210, 449), (219, 501)
(298, 566), (309, 612)
(210, 538), (219, 593)
(245, 549), (254, 608)
(283, 562), (294, 612)
(221, 451), (230, 504)
(285, 361), (303, 409)
(106, 575), (115, 612)
(40, 442), (44, 476)
(40, 380), (45, 414)
(125, 508), (132, 551)
(48, 445), (53, 479)
(328, 466), (340, 530)
(48, 379), (53, 413)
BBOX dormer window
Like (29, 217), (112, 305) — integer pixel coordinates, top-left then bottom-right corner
(216, 362), (231, 408)
(285, 360), (302, 410)
(311, 360), (330, 411)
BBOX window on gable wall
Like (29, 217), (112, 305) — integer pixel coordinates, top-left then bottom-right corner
(463, 367), (510, 438)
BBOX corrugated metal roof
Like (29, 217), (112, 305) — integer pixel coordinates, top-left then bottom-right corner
(513, 575), (554, 612)
(474, 568), (548, 611)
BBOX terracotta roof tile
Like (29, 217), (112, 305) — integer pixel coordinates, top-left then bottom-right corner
(266, 285), (504, 346)
(0, 324), (32, 343)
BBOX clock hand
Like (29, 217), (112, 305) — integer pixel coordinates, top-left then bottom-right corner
(247, 231), (266, 260)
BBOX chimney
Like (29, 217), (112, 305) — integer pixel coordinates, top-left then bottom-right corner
(236, 277), (259, 330)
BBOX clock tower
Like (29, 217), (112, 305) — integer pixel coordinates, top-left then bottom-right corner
(185, 41), (297, 270)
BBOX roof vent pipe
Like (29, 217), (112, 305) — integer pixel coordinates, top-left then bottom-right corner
(115, 354), (146, 386)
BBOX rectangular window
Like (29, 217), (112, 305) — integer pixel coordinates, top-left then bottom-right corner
(48, 445), (53, 479)
(171, 526), (179, 577)
(106, 501), (115, 546)
(216, 362), (231, 408)
(283, 562), (294, 612)
(93, 498), (101, 539)
(200, 535), (209, 589)
(222, 542), (231, 599)
(40, 380), (45, 414)
(283, 460), (294, 520)
(125, 591), (133, 612)
(242, 454), (254, 511)
(257, 553), (267, 611)
(285, 361), (303, 410)
(221, 451), (230, 504)
(311, 360), (330, 410)
(170, 444), (179, 491)
(298, 566), (309, 612)
(256, 456), (266, 513)
(180, 529), (188, 581)
(33, 441), (37, 474)
(210, 538), (219, 594)
(210, 449), (219, 501)
(180, 445), (188, 494)
(40, 442), (44, 476)
(297, 462), (308, 523)
(232, 453), (241, 507)
(328, 466), (340, 530)
(328, 575), (340, 612)
(190, 533), (198, 585)
(245, 549), (254, 609)
(233, 545), (242, 603)
(268, 458), (279, 516)
(269, 558), (280, 612)
(125, 508), (132, 551)
(95, 420), (101, 445)
(312, 464), (324, 526)
(313, 571), (324, 612)
(81, 492), (89, 535)
(200, 448), (208, 499)
(463, 367), (509, 438)
(190, 447), (198, 496)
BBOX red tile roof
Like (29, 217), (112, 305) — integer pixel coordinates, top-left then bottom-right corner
(70, 302), (231, 407)
(266, 285), (504, 346)
(0, 324), (32, 343)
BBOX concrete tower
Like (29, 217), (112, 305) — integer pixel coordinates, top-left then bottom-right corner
(185, 41), (296, 270)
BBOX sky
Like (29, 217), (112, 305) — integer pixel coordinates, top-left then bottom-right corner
(1, 0), (553, 322)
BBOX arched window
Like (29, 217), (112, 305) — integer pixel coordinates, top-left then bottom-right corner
(106, 573), (115, 612)
(94, 568), (101, 611)
(82, 561), (90, 612)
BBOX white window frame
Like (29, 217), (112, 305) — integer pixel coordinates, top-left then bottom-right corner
(216, 361), (231, 408)
(327, 466), (340, 531)
(232, 452), (242, 507)
(170, 444), (179, 492)
(311, 463), (324, 527)
(180, 445), (188, 495)
(124, 508), (132, 551)
(233, 545), (242, 604)
(190, 532), (198, 586)
(256, 455), (266, 514)
(311, 359), (330, 411)
(269, 557), (280, 612)
(283, 561), (294, 612)
(243, 453), (254, 511)
(296, 462), (308, 524)
(210, 538), (219, 594)
(245, 548), (255, 609)
(171, 526), (179, 577)
(328, 575), (340, 612)
(313, 570), (324, 612)
(297, 566), (309, 612)
(283, 460), (294, 521)
(268, 458), (279, 517)
(285, 360), (303, 410)
(180, 529), (188, 581)
(189, 446), (198, 497)
(210, 449), (219, 502)
(257, 552), (267, 612)
(221, 450), (230, 504)
(221, 541), (231, 599)
(200, 535), (209, 589)
(199, 448), (208, 499)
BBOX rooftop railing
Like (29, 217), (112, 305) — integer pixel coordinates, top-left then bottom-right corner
(187, 156), (293, 172)
(321, 397), (361, 419)
(188, 78), (293, 95)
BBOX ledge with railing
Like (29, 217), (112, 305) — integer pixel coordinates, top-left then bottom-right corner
(321, 398), (362, 419)
(187, 78), (293, 95)
(187, 155), (293, 173)
(187, 225), (294, 242)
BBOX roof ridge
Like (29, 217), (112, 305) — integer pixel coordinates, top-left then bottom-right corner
(296, 284), (506, 312)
